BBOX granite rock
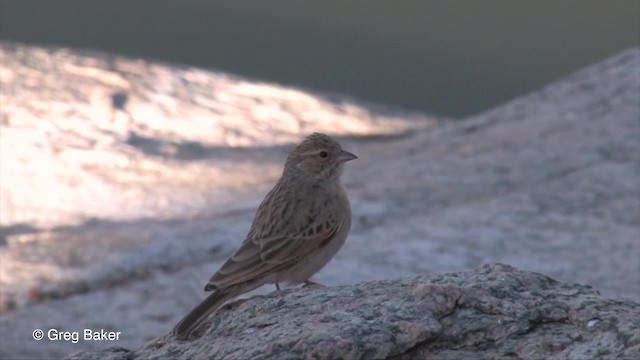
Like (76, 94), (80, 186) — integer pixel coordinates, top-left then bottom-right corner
(63, 264), (640, 360)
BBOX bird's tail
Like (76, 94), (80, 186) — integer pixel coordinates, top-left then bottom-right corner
(173, 287), (239, 339)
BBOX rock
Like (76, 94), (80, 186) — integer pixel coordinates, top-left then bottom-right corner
(1, 43), (638, 359)
(0, 40), (435, 315)
(0, 40), (433, 228)
(62, 264), (640, 359)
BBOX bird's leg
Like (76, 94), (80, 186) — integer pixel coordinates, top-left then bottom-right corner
(302, 280), (325, 288)
(275, 282), (281, 291)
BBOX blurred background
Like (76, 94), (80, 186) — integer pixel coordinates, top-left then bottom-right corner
(1, 0), (638, 117)
(1, 2), (639, 358)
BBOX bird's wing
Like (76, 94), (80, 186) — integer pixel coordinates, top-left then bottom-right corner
(207, 214), (342, 289)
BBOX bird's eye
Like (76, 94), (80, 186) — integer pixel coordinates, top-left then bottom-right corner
(319, 151), (328, 158)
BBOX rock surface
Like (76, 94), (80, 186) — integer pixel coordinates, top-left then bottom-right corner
(0, 42), (638, 359)
(62, 264), (640, 360)
(0, 41), (432, 229)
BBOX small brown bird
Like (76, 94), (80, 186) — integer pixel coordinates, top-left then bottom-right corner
(173, 133), (357, 339)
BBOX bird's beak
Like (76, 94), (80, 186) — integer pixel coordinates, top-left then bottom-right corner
(338, 150), (358, 163)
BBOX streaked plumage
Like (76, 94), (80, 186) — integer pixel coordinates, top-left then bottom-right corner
(173, 133), (356, 339)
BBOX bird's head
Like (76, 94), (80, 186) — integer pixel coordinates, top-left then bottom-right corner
(284, 133), (357, 183)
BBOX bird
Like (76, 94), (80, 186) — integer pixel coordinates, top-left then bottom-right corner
(173, 132), (357, 339)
